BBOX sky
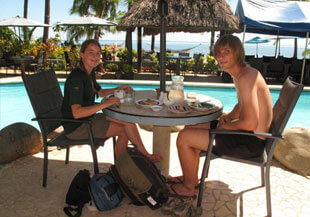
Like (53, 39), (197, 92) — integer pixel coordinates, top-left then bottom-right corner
(0, 0), (240, 43)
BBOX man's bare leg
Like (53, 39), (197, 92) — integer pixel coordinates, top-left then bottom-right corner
(169, 128), (210, 197)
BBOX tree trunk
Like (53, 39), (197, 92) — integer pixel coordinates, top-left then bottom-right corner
(210, 31), (215, 56)
(43, 0), (50, 67)
(151, 35), (155, 53)
(23, 0), (28, 44)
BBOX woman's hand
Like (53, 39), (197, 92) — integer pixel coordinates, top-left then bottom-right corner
(106, 97), (121, 107)
(97, 89), (106, 98)
(118, 85), (133, 93)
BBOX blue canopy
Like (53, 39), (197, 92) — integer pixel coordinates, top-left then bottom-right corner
(236, 0), (310, 37)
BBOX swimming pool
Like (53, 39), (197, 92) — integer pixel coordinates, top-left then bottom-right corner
(0, 82), (309, 130)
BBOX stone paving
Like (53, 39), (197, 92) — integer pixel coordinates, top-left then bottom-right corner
(0, 128), (309, 217)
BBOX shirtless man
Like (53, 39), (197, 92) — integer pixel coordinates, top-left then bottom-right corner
(169, 35), (273, 197)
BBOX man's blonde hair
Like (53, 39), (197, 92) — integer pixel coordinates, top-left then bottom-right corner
(214, 35), (245, 67)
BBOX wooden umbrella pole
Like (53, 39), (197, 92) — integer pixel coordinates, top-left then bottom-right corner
(301, 32), (309, 84)
(159, 0), (168, 92)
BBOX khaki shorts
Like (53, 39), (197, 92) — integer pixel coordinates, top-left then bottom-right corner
(66, 113), (111, 140)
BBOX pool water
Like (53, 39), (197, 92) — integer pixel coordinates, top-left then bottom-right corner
(0, 83), (309, 130)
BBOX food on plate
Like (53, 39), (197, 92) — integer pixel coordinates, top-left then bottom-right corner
(140, 98), (158, 105)
(188, 101), (216, 110)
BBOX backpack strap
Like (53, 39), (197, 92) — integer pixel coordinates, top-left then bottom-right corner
(63, 204), (83, 217)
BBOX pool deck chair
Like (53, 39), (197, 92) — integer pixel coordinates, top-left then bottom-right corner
(197, 77), (304, 217)
(22, 69), (116, 187)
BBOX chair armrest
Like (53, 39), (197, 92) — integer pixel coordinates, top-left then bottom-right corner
(32, 117), (91, 124)
(210, 129), (283, 140)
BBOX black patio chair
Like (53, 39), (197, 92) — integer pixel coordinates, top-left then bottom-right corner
(21, 68), (116, 187)
(197, 77), (303, 217)
(64, 51), (71, 73)
(193, 53), (204, 75)
(265, 56), (287, 81)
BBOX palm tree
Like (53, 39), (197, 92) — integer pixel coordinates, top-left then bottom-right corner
(43, 0), (50, 44)
(23, 0), (28, 42)
(69, 0), (120, 41)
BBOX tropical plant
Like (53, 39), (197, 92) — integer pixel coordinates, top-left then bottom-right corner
(203, 54), (219, 73)
(0, 27), (18, 56)
(102, 45), (112, 61)
(121, 63), (134, 73)
(67, 0), (120, 42)
(105, 63), (118, 72)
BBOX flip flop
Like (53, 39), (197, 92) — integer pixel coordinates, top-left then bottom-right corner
(167, 176), (200, 189)
(166, 176), (183, 184)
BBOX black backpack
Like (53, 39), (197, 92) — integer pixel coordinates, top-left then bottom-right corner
(63, 169), (91, 217)
(111, 145), (169, 209)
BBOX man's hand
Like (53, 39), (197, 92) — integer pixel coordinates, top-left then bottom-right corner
(218, 115), (232, 126)
(118, 85), (133, 93)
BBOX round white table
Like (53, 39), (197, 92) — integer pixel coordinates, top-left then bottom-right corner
(102, 90), (223, 175)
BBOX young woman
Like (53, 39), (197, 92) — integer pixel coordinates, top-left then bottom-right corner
(61, 39), (162, 162)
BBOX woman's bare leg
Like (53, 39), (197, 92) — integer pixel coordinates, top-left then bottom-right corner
(105, 121), (129, 158)
(107, 117), (162, 161)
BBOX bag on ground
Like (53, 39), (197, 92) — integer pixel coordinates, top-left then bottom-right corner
(111, 145), (169, 209)
(64, 169), (91, 217)
(88, 170), (123, 211)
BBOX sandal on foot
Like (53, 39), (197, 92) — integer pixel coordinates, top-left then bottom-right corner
(166, 176), (183, 184)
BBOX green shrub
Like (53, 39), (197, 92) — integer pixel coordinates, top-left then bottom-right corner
(106, 63), (118, 72)
(102, 45), (112, 61)
(121, 63), (134, 73)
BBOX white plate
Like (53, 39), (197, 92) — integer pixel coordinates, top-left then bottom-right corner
(169, 104), (192, 114)
(187, 101), (217, 111)
(136, 98), (162, 108)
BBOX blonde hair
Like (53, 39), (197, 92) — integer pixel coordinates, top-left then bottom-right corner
(214, 35), (245, 67)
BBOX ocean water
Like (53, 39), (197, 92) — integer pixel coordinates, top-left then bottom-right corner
(98, 39), (306, 60)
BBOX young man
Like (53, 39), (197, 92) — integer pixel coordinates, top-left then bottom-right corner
(170, 35), (273, 197)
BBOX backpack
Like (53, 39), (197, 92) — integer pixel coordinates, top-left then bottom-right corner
(88, 170), (124, 211)
(63, 169), (91, 217)
(111, 145), (169, 209)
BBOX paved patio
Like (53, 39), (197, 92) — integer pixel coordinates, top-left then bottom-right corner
(0, 127), (309, 217)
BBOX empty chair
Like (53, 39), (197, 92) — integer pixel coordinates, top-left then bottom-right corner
(265, 56), (286, 81)
(22, 68), (115, 187)
(288, 58), (308, 82)
(193, 53), (204, 74)
(197, 77), (304, 217)
(30, 51), (44, 72)
(179, 52), (190, 57)
(64, 51), (71, 73)
(249, 57), (264, 76)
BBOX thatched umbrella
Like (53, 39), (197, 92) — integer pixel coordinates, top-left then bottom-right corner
(117, 0), (240, 90)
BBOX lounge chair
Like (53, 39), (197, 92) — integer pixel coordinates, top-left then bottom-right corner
(21, 68), (116, 187)
(197, 77), (304, 217)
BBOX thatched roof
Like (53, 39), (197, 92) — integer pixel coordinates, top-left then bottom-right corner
(117, 0), (240, 35)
